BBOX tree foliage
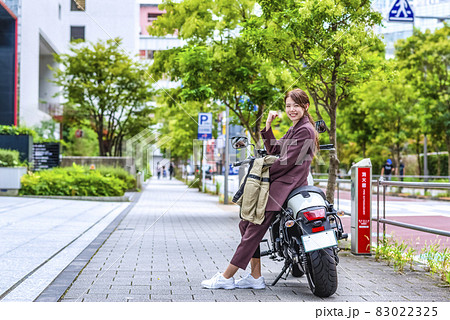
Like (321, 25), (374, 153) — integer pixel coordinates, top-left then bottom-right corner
(52, 38), (154, 156)
(395, 24), (450, 177)
(243, 0), (384, 201)
(149, 0), (293, 145)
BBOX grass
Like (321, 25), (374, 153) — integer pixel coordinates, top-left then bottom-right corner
(374, 236), (450, 285)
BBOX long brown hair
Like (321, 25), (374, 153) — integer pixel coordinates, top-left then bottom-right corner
(284, 88), (319, 153)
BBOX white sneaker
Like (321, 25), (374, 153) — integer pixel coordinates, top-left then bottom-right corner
(201, 272), (235, 289)
(235, 274), (266, 289)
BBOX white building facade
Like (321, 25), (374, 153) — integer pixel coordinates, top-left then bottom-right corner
(372, 0), (450, 58)
(8, 0), (139, 127)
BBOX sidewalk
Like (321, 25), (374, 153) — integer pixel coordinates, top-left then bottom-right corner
(38, 179), (449, 302)
(0, 197), (129, 301)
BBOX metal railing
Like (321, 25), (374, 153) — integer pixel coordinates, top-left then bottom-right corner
(376, 179), (450, 247)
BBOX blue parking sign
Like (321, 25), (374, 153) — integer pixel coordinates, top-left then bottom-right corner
(198, 113), (212, 140)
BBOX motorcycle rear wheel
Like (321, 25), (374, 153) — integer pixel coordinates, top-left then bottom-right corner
(305, 247), (338, 297)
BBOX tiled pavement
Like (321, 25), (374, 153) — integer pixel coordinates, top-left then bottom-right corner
(40, 179), (450, 302)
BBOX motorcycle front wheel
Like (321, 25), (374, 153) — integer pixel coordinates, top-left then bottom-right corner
(305, 247), (338, 297)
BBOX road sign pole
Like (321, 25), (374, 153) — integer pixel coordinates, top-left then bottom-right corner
(224, 106), (230, 204)
(202, 139), (206, 192)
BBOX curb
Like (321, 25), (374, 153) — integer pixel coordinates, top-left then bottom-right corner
(18, 195), (131, 202)
(34, 190), (143, 302)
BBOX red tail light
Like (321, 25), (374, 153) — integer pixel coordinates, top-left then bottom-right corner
(312, 226), (325, 233)
(302, 208), (326, 221)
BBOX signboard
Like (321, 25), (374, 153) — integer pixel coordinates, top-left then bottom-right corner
(33, 143), (61, 170)
(357, 167), (371, 254)
(388, 0), (414, 22)
(198, 112), (212, 140)
(350, 159), (372, 255)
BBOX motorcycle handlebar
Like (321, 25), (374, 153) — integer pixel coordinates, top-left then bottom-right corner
(319, 144), (335, 150)
(233, 158), (253, 167)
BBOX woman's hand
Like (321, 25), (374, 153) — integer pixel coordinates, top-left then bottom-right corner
(265, 111), (279, 131)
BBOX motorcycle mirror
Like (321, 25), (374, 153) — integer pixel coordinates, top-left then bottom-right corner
(231, 136), (249, 149)
(315, 120), (327, 133)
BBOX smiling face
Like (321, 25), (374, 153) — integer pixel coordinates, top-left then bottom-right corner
(285, 96), (306, 124)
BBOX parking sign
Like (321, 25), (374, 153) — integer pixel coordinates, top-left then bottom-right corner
(198, 113), (212, 140)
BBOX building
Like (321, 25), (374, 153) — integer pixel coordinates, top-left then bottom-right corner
(0, 1), (18, 126)
(372, 0), (450, 58)
(138, 0), (183, 89)
(4, 0), (139, 129)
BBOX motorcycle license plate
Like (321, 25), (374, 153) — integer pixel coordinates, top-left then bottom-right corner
(301, 230), (338, 253)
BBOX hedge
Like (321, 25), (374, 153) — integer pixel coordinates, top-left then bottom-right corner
(420, 153), (448, 176)
(0, 148), (20, 167)
(19, 164), (130, 197)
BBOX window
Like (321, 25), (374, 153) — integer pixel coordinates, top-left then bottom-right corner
(147, 13), (160, 23)
(70, 26), (85, 41)
(71, 0), (85, 11)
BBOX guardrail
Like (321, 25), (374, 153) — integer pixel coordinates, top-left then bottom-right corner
(376, 179), (450, 247)
(313, 173), (450, 180)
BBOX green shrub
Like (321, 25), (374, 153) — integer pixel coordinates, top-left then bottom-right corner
(0, 125), (36, 136)
(63, 126), (99, 156)
(0, 149), (20, 167)
(95, 166), (136, 190)
(20, 164), (127, 197)
(420, 153), (448, 176)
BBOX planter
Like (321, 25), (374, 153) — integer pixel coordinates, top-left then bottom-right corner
(0, 167), (27, 195)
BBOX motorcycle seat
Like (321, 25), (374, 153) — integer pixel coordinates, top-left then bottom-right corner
(285, 185), (327, 204)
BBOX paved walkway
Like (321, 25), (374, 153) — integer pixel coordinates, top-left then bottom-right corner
(38, 179), (449, 302)
(0, 197), (128, 301)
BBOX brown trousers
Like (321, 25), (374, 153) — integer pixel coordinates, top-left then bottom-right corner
(229, 211), (277, 270)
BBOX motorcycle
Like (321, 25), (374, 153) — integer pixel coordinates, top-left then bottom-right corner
(231, 120), (347, 297)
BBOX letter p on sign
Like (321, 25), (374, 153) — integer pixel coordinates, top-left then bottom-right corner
(200, 114), (208, 125)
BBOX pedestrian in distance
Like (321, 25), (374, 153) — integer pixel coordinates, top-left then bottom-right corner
(381, 158), (395, 181)
(169, 163), (174, 180)
(399, 159), (405, 181)
(162, 165), (166, 178)
(201, 88), (319, 290)
(156, 162), (161, 180)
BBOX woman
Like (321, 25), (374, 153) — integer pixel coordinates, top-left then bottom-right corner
(202, 88), (318, 289)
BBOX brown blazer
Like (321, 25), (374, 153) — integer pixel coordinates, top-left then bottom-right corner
(260, 116), (316, 211)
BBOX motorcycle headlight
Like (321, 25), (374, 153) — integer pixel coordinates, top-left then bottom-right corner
(302, 208), (326, 221)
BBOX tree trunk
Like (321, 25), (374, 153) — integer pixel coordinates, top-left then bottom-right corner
(98, 131), (105, 156)
(416, 134), (422, 175)
(326, 107), (339, 204)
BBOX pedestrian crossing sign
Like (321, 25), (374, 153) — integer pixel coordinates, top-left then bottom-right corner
(389, 0), (414, 22)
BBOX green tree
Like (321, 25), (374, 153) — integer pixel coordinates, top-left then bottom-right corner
(243, 0), (384, 201)
(155, 91), (216, 161)
(64, 125), (99, 156)
(52, 38), (154, 156)
(149, 0), (293, 145)
(339, 62), (420, 172)
(395, 24), (450, 178)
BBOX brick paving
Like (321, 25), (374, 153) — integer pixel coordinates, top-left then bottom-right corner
(43, 179), (449, 302)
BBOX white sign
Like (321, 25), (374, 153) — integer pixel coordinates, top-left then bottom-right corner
(198, 112), (212, 140)
(389, 0), (414, 22)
